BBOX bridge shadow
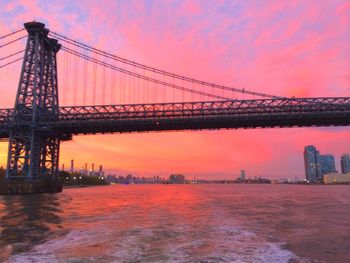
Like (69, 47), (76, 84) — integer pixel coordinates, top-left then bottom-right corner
(0, 193), (64, 260)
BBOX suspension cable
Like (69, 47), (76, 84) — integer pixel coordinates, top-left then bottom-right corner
(0, 35), (27, 48)
(0, 50), (24, 61)
(50, 31), (283, 99)
(0, 57), (23, 69)
(61, 46), (230, 101)
(0, 28), (25, 40)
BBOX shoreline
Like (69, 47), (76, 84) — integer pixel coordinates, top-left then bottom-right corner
(63, 184), (110, 189)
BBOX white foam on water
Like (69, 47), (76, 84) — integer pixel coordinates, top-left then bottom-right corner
(6, 202), (301, 263)
(7, 222), (300, 263)
(7, 227), (111, 263)
(166, 224), (298, 263)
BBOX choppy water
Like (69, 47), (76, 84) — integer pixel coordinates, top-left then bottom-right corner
(0, 184), (350, 262)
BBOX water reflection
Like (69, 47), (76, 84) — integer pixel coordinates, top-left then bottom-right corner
(0, 194), (63, 260)
(1, 185), (350, 262)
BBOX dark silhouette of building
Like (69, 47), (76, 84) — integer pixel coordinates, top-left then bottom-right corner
(70, 159), (74, 173)
(319, 154), (337, 175)
(169, 174), (185, 184)
(341, 153), (350, 174)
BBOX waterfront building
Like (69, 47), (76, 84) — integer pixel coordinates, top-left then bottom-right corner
(70, 159), (74, 173)
(319, 154), (336, 175)
(323, 172), (350, 184)
(169, 174), (185, 184)
(240, 170), (246, 181)
(341, 153), (350, 174)
(99, 165), (104, 177)
(304, 145), (322, 182)
(126, 174), (133, 184)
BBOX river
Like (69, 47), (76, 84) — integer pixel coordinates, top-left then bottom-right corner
(0, 184), (349, 262)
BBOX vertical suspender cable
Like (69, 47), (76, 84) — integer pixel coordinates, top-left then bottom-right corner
(110, 68), (114, 104)
(163, 72), (165, 103)
(153, 70), (156, 103)
(144, 67), (147, 103)
(191, 81), (194, 102)
(66, 43), (71, 105)
(63, 44), (68, 105)
(83, 48), (87, 105)
(73, 45), (78, 105)
(93, 52), (97, 105)
(127, 64), (131, 104)
(122, 64), (125, 104)
(134, 66), (137, 103)
(102, 57), (106, 105)
(182, 78), (185, 102)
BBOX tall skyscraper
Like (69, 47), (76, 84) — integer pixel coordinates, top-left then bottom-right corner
(319, 154), (336, 175)
(304, 145), (321, 182)
(70, 159), (74, 173)
(240, 170), (246, 181)
(99, 165), (104, 177)
(341, 153), (350, 173)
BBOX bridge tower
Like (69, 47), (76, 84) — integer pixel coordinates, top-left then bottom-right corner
(4, 22), (62, 193)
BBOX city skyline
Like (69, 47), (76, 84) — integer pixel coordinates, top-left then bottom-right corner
(341, 153), (350, 173)
(61, 146), (349, 180)
(0, 0), (349, 179)
(303, 145), (347, 183)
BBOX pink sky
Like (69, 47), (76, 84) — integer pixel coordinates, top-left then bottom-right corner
(0, 0), (349, 179)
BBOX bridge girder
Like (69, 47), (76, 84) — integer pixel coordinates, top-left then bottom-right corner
(0, 97), (349, 138)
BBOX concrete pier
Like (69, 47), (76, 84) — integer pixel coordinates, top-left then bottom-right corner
(0, 179), (62, 194)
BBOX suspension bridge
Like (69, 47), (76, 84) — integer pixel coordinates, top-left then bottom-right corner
(0, 21), (349, 193)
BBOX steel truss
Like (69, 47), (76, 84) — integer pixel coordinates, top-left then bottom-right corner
(53, 97), (350, 134)
(5, 22), (61, 180)
(0, 97), (349, 137)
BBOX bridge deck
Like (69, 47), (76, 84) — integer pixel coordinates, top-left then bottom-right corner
(0, 97), (349, 138)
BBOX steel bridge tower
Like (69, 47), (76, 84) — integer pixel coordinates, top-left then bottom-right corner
(5, 22), (62, 191)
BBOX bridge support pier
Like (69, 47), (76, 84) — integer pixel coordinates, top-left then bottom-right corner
(1, 22), (63, 194)
(0, 178), (62, 194)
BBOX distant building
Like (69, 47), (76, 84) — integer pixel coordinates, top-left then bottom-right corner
(304, 145), (322, 182)
(99, 165), (104, 177)
(341, 154), (350, 174)
(169, 174), (185, 184)
(323, 173), (350, 184)
(240, 170), (246, 181)
(126, 174), (133, 184)
(70, 159), (74, 173)
(319, 154), (336, 175)
(106, 174), (117, 183)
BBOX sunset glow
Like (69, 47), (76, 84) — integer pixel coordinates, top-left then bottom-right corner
(0, 0), (349, 179)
